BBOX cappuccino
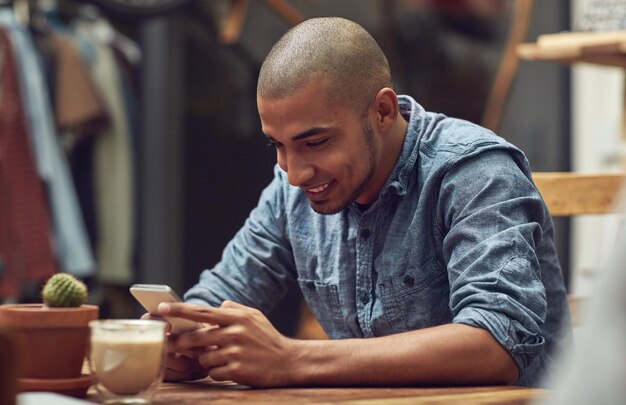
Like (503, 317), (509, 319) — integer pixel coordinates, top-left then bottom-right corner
(91, 336), (164, 395)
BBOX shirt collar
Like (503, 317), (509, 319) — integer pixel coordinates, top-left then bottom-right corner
(380, 95), (424, 197)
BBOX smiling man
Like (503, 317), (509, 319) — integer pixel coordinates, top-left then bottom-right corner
(259, 73), (399, 215)
(158, 17), (571, 388)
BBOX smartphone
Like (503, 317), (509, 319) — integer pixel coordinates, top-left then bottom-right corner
(130, 284), (200, 334)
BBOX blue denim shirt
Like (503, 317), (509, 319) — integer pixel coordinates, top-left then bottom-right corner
(185, 96), (572, 387)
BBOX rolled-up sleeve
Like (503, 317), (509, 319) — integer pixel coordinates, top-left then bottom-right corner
(439, 149), (549, 380)
(184, 166), (296, 313)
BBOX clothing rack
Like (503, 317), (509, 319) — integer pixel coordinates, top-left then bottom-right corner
(0, 0), (58, 26)
(0, 3), (140, 306)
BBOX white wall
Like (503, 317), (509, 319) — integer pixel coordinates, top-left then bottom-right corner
(571, 0), (624, 297)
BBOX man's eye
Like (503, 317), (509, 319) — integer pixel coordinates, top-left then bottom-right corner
(267, 140), (283, 149)
(306, 139), (327, 147)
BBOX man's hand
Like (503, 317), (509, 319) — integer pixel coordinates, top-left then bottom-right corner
(140, 311), (171, 332)
(158, 300), (297, 387)
(154, 302), (517, 387)
(163, 352), (210, 382)
(140, 312), (210, 382)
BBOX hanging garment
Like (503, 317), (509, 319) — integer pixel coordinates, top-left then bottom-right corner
(74, 16), (136, 285)
(35, 29), (111, 253)
(0, 28), (58, 297)
(38, 31), (109, 141)
(0, 9), (95, 278)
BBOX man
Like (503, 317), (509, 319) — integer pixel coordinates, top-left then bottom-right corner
(156, 17), (571, 388)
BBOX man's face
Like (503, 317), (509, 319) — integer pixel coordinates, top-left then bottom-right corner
(258, 79), (380, 215)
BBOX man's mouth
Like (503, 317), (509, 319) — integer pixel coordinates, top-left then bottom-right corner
(307, 183), (330, 193)
(304, 180), (335, 201)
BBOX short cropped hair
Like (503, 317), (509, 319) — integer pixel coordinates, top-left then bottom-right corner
(257, 17), (392, 117)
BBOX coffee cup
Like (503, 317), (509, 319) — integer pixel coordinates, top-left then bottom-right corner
(88, 320), (166, 404)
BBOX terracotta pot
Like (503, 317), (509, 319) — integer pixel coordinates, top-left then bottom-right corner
(0, 304), (98, 379)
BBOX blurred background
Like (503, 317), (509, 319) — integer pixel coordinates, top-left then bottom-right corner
(1, 0), (621, 336)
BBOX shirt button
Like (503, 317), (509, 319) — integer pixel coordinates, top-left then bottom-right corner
(360, 229), (371, 240)
(360, 293), (369, 304)
(403, 275), (415, 287)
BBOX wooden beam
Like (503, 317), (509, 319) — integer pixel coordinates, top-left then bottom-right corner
(263, 0), (304, 26)
(532, 172), (626, 216)
(517, 30), (626, 68)
(219, 0), (250, 45)
(482, 0), (534, 132)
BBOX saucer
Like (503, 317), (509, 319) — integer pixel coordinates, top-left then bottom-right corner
(18, 374), (93, 398)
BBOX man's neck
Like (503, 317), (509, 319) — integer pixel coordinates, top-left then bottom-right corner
(356, 115), (409, 206)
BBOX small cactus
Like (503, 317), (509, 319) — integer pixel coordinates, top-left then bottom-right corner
(42, 273), (88, 307)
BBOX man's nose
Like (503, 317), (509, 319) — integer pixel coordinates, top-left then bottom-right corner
(280, 152), (314, 187)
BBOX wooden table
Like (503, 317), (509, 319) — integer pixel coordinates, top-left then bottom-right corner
(87, 380), (548, 404)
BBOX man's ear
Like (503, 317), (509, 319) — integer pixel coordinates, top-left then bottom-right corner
(372, 88), (399, 134)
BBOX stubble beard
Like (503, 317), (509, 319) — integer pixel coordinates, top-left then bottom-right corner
(310, 122), (377, 215)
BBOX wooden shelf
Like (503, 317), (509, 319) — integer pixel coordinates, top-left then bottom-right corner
(517, 30), (626, 68)
(532, 172), (626, 216)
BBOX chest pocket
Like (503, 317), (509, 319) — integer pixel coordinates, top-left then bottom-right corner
(378, 259), (452, 333)
(297, 279), (349, 339)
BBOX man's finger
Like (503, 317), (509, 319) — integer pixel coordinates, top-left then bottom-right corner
(140, 312), (163, 321)
(198, 347), (228, 369)
(166, 341), (206, 356)
(158, 302), (242, 326)
(165, 367), (208, 382)
(208, 364), (232, 382)
(220, 300), (248, 310)
(168, 329), (215, 353)
(164, 352), (209, 382)
(140, 313), (172, 332)
(167, 352), (206, 373)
